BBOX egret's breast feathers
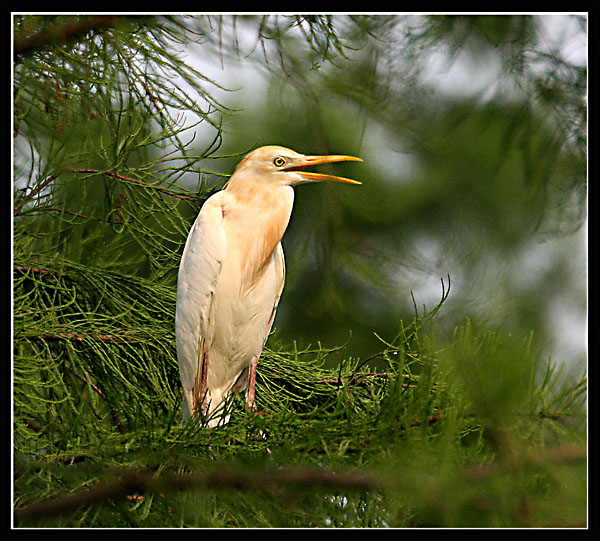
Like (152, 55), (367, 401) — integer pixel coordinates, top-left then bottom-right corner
(222, 184), (294, 288)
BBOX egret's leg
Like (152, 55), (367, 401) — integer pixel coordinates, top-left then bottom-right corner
(245, 355), (259, 410)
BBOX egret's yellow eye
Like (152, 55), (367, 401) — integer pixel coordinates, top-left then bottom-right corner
(273, 156), (286, 167)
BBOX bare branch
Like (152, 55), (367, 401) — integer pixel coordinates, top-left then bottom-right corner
(14, 15), (124, 58)
(14, 466), (380, 523)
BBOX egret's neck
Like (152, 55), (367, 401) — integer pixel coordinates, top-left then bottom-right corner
(223, 178), (294, 283)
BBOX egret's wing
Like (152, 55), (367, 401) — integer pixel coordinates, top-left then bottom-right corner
(175, 192), (228, 419)
(264, 241), (286, 347)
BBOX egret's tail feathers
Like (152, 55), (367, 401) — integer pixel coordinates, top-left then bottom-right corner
(181, 386), (234, 428)
(203, 389), (233, 427)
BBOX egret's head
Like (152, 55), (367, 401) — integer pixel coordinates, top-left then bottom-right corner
(231, 145), (362, 187)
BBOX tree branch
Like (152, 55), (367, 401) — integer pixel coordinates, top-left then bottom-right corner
(14, 15), (124, 58)
(14, 443), (586, 524)
(14, 466), (380, 523)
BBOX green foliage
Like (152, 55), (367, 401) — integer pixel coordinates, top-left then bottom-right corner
(13, 273), (586, 527)
(14, 14), (227, 281)
(13, 14), (586, 528)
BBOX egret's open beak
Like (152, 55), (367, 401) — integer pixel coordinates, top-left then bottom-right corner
(288, 154), (363, 185)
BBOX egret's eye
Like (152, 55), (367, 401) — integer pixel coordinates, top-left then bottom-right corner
(273, 156), (286, 167)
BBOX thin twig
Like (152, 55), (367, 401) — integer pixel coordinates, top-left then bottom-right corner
(64, 364), (125, 434)
(40, 207), (136, 224)
(70, 168), (204, 201)
(33, 332), (134, 343)
(13, 174), (58, 213)
(268, 369), (440, 390)
(14, 265), (53, 275)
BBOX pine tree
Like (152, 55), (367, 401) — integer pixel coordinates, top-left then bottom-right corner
(13, 15), (586, 528)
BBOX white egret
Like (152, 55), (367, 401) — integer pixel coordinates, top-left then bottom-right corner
(176, 145), (362, 427)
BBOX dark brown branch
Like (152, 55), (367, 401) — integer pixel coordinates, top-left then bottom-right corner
(463, 445), (586, 483)
(14, 15), (124, 58)
(14, 466), (380, 523)
(14, 443), (586, 524)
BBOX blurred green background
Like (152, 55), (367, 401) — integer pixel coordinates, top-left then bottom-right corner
(176, 15), (587, 369)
